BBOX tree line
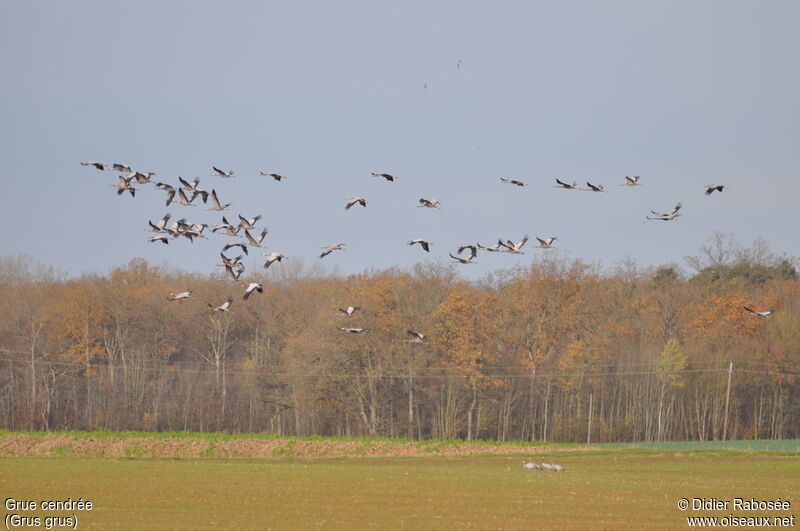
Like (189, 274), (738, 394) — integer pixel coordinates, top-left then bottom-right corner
(0, 235), (797, 442)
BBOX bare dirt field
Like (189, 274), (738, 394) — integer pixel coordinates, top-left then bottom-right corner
(0, 431), (592, 459)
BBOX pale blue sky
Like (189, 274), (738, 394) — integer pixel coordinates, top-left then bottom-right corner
(1, 1), (798, 279)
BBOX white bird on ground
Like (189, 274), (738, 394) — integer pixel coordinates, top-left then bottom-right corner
(555, 178), (578, 190)
(262, 252), (286, 269)
(408, 239), (432, 252)
(406, 330), (425, 343)
(541, 458), (565, 472)
(522, 460), (540, 470)
(204, 189), (229, 211)
(500, 178), (526, 187)
(337, 306), (361, 317)
(80, 161), (106, 170)
(418, 198), (441, 209)
(212, 166), (234, 178)
(705, 184), (725, 195)
(620, 175), (642, 186)
(501, 235), (529, 254)
(320, 243), (346, 259)
(260, 172), (286, 181)
(536, 237), (557, 249)
(244, 228), (268, 247)
(209, 297), (234, 312)
(238, 214), (262, 230)
(345, 197), (367, 210)
(371, 172), (396, 182)
(338, 327), (367, 334)
(743, 306), (775, 317)
(167, 290), (192, 301)
(243, 283), (263, 300)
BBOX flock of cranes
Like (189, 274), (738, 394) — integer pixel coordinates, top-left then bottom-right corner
(522, 458), (565, 472)
(81, 160), (773, 335)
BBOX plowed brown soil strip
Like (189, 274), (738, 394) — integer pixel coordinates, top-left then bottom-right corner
(0, 433), (594, 458)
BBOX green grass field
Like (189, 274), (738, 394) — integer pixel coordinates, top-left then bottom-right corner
(600, 439), (800, 452)
(2, 447), (798, 529)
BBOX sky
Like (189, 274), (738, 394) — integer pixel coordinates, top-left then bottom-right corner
(1, 1), (798, 281)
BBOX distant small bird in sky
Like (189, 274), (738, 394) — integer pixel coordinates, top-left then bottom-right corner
(451, 245), (477, 263)
(417, 198), (440, 209)
(501, 235), (529, 254)
(148, 213), (172, 233)
(536, 237), (557, 249)
(705, 184), (725, 195)
(177, 188), (195, 206)
(555, 178), (578, 190)
(244, 228), (268, 247)
(262, 252), (286, 269)
(647, 202), (682, 221)
(371, 172), (396, 182)
(500, 178), (526, 187)
(130, 171), (154, 184)
(260, 172), (286, 181)
(212, 166), (234, 178)
(320, 243), (346, 259)
(80, 161), (105, 171)
(478, 240), (506, 252)
(155, 183), (176, 206)
(345, 197), (367, 210)
(223, 242), (249, 255)
(111, 174), (136, 197)
(620, 176), (642, 186)
(206, 189), (231, 211)
(450, 252), (477, 264)
(408, 239), (432, 252)
(238, 214), (262, 230)
(585, 182), (607, 193)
